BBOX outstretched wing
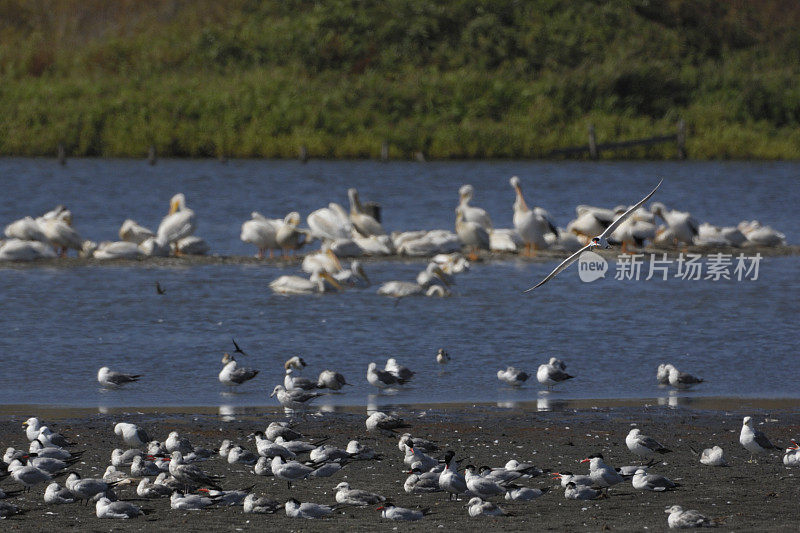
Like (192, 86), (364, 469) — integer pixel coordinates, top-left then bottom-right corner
(524, 242), (594, 292)
(600, 179), (663, 240)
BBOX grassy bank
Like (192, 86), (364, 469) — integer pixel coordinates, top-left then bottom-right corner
(1, 0), (799, 159)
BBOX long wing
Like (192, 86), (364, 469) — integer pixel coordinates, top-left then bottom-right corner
(523, 242), (594, 292)
(600, 179), (663, 240)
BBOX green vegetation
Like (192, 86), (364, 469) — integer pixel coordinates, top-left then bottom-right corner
(1, 0), (799, 159)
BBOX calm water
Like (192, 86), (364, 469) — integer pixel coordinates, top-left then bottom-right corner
(0, 159), (798, 408)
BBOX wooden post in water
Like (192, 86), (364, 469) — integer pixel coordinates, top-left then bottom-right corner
(380, 141), (389, 162)
(676, 119), (686, 160)
(588, 125), (598, 160)
(414, 150), (426, 162)
(299, 145), (309, 163)
(57, 143), (66, 165)
(148, 145), (157, 165)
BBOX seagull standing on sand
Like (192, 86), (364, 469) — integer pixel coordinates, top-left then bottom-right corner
(439, 451), (468, 500)
(97, 367), (141, 388)
(582, 454), (625, 488)
(168, 451), (223, 490)
(271, 456), (314, 489)
(114, 423), (150, 447)
(740, 416), (781, 461)
(626, 428), (672, 459)
(525, 179), (662, 291)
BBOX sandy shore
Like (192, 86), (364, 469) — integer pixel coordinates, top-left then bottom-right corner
(1, 402), (799, 531)
(0, 244), (797, 269)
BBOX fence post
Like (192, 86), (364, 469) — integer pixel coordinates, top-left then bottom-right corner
(588, 124), (598, 159)
(380, 141), (389, 162)
(676, 119), (686, 160)
(148, 145), (157, 165)
(299, 145), (309, 163)
(57, 143), (66, 165)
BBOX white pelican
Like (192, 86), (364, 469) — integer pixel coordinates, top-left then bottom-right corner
(269, 270), (342, 295)
(738, 220), (786, 246)
(39, 211), (82, 257)
(377, 263), (449, 298)
(348, 188), (385, 236)
(455, 207), (490, 255)
(307, 203), (352, 242)
(509, 176), (557, 256)
(4, 216), (48, 243)
(609, 207), (658, 251)
(489, 228), (522, 252)
(276, 212), (311, 255)
(91, 241), (144, 260)
(301, 247), (342, 274)
(139, 237), (170, 257)
(156, 193), (196, 252)
(240, 212), (282, 258)
(432, 252), (470, 274)
(176, 235), (210, 255)
(394, 230), (461, 256)
(695, 223), (747, 246)
(566, 205), (617, 238)
(352, 234), (394, 255)
(650, 202), (699, 245)
(458, 184), (493, 231)
(0, 239), (56, 261)
(119, 219), (154, 244)
(333, 260), (370, 286)
(329, 238), (364, 257)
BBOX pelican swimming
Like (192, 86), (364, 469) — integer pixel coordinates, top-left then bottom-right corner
(307, 203), (353, 242)
(348, 188), (385, 236)
(509, 176), (557, 256)
(269, 270), (343, 295)
(377, 263), (450, 298)
(333, 260), (370, 286)
(276, 212), (311, 256)
(240, 212), (282, 258)
(455, 207), (490, 255)
(458, 184), (493, 231)
(119, 219), (155, 244)
(156, 193), (196, 253)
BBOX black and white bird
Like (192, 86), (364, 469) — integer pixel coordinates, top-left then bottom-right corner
(317, 370), (350, 390)
(439, 451), (468, 500)
(497, 366), (530, 387)
(525, 179), (662, 291)
(136, 477), (172, 498)
(219, 353), (259, 388)
(270, 456), (313, 489)
(626, 428), (672, 459)
(270, 385), (325, 409)
(740, 416), (781, 460)
(168, 451), (223, 490)
(467, 497), (507, 517)
(334, 482), (386, 506)
(284, 498), (333, 519)
(66, 472), (119, 503)
(366, 411), (410, 433)
(97, 366), (141, 389)
(536, 357), (574, 390)
(581, 454), (625, 488)
(367, 362), (401, 390)
(667, 366), (704, 389)
(436, 348), (451, 364)
(243, 493), (282, 514)
(95, 497), (144, 519)
(632, 469), (678, 491)
(170, 491), (218, 510)
(385, 358), (415, 382)
(564, 481), (603, 500)
(377, 503), (430, 521)
(114, 423), (150, 447)
(665, 505), (714, 528)
(44, 482), (76, 503)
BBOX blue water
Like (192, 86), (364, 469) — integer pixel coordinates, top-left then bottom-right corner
(0, 159), (798, 408)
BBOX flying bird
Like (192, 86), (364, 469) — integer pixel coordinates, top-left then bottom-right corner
(525, 179), (662, 292)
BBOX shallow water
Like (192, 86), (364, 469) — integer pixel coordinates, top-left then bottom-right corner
(0, 159), (798, 408)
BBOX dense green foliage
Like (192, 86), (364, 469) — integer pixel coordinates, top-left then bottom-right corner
(1, 0), (798, 159)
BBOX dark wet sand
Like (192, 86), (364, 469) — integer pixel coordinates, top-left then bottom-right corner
(1, 244), (797, 269)
(2, 402), (800, 531)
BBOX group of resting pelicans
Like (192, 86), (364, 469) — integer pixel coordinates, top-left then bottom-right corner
(0, 177), (788, 265)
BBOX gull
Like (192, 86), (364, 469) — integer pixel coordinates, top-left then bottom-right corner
(404, 468), (442, 493)
(334, 482), (386, 506)
(309, 462), (345, 478)
(784, 442), (800, 466)
(377, 503), (430, 521)
(28, 456), (76, 474)
(266, 421), (303, 442)
(137, 477), (172, 498)
(668, 366), (704, 389)
(165, 431), (193, 454)
(253, 431), (296, 460)
(439, 451), (468, 500)
(0, 487), (23, 499)
(95, 497), (144, 519)
(22, 418), (44, 442)
(402, 439), (438, 472)
(699, 446), (727, 467)
(154, 473), (183, 491)
(581, 454), (625, 488)
(347, 440), (379, 460)
(197, 486), (254, 506)
(114, 423), (150, 447)
(564, 481), (604, 500)
(0, 501), (23, 519)
(4, 447), (26, 463)
(385, 358), (415, 382)
(497, 366), (530, 387)
(274, 435), (318, 454)
(30, 440), (82, 461)
(284, 368), (320, 391)
(44, 482), (76, 504)
(366, 411), (410, 433)
(657, 363), (674, 385)
(227, 446), (259, 465)
(285, 497), (333, 519)
(284, 356), (307, 370)
(254, 457), (273, 477)
(66, 472), (120, 503)
(111, 448), (143, 467)
(219, 353), (259, 388)
(271, 456), (313, 489)
(168, 451), (223, 490)
(665, 505), (714, 528)
(309, 444), (349, 463)
(505, 487), (548, 501)
(367, 362), (401, 389)
(399, 433), (439, 453)
(478, 465), (524, 484)
(551, 471), (592, 488)
(632, 469), (678, 491)
(10, 464), (53, 491)
(170, 491), (217, 510)
(740, 416), (781, 461)
(503, 459), (543, 478)
(626, 428), (672, 459)
(317, 370), (350, 390)
(436, 348), (451, 364)
(218, 439), (233, 459)
(270, 385), (325, 409)
(536, 357), (574, 390)
(244, 493), (282, 514)
(525, 179), (662, 291)
(464, 465), (508, 498)
(467, 497), (507, 517)
(36, 426), (74, 448)
(97, 367), (141, 389)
